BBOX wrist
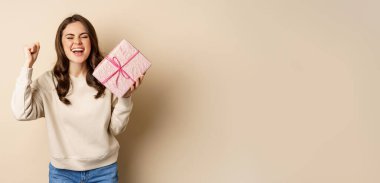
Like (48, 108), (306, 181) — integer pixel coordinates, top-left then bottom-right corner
(23, 61), (33, 68)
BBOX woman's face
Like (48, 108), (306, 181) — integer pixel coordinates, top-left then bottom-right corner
(61, 21), (91, 64)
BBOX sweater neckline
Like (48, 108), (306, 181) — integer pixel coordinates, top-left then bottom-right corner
(69, 74), (86, 81)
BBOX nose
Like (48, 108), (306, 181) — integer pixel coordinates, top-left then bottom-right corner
(74, 37), (82, 45)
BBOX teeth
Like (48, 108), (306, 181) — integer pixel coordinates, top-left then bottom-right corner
(72, 48), (84, 52)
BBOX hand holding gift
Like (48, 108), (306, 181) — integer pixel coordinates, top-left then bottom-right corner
(122, 74), (145, 98)
(93, 39), (151, 98)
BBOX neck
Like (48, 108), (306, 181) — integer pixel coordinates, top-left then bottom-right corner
(69, 62), (87, 77)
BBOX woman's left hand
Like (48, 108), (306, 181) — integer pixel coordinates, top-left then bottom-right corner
(122, 75), (145, 98)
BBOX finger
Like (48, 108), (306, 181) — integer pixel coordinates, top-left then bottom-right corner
(31, 44), (35, 52)
(30, 45), (36, 53)
(31, 43), (39, 53)
(137, 75), (144, 84)
(135, 80), (140, 88)
(36, 42), (40, 52)
(24, 47), (32, 56)
(26, 44), (32, 51)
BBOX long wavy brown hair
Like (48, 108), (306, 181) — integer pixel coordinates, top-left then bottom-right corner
(53, 14), (105, 105)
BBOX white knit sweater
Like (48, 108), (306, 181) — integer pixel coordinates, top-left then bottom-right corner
(11, 67), (133, 171)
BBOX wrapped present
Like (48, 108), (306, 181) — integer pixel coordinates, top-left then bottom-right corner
(93, 39), (151, 97)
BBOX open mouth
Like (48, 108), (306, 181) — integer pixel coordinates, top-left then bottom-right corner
(71, 48), (85, 56)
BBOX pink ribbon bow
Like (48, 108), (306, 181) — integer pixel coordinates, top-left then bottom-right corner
(101, 50), (140, 87)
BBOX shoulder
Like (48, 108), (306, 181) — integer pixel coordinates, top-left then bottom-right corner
(34, 70), (56, 92)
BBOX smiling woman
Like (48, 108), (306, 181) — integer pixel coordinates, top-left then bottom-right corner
(53, 15), (105, 105)
(11, 14), (145, 183)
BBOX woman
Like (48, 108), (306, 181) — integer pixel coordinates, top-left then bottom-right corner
(11, 14), (143, 182)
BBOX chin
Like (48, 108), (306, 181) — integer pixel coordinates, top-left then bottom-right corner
(68, 55), (89, 64)
(70, 59), (87, 64)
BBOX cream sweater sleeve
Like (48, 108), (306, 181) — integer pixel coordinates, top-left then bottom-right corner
(109, 95), (133, 136)
(11, 67), (45, 121)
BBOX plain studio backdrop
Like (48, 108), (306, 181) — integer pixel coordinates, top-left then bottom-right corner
(0, 0), (379, 182)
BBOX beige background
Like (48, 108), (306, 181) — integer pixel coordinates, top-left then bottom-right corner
(0, 0), (379, 182)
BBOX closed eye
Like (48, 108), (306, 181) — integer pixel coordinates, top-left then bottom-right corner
(65, 34), (74, 39)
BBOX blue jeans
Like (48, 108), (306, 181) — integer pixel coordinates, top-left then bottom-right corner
(49, 162), (118, 183)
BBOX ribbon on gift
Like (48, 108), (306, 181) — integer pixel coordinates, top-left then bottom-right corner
(101, 50), (140, 87)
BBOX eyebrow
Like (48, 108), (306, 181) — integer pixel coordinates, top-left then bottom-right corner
(64, 32), (89, 37)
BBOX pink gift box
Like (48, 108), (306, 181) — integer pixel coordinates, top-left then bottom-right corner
(93, 39), (151, 97)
